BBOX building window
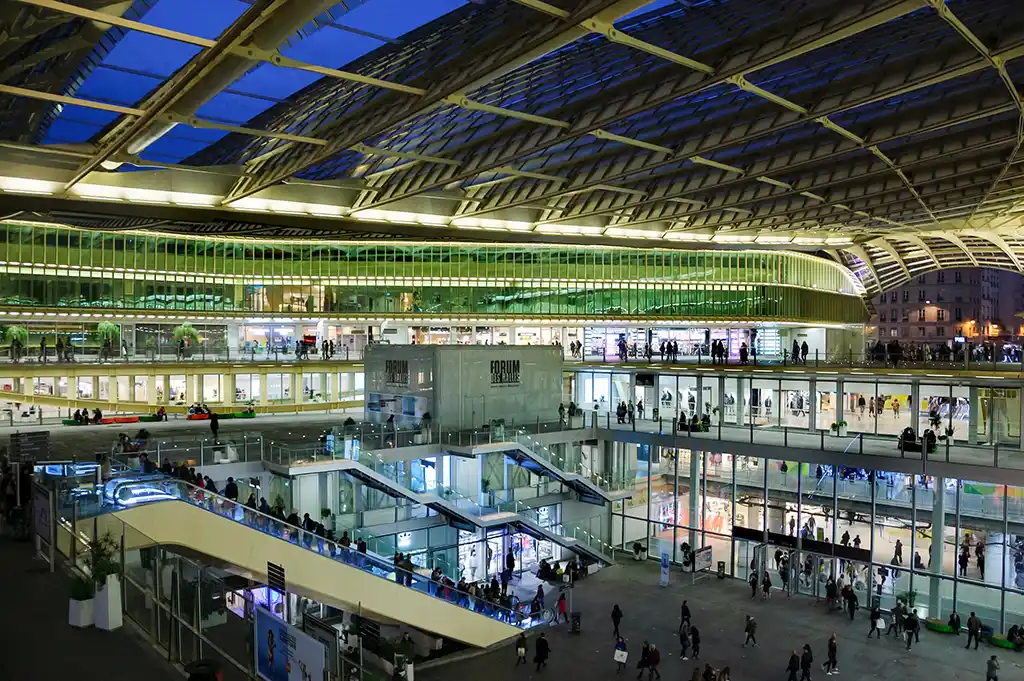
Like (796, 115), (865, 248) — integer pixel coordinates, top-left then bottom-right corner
(954, 271), (962, 283)
(878, 327), (886, 336)
(918, 290), (926, 302)
(918, 308), (925, 321)
(936, 327), (946, 337)
(902, 290), (909, 302)
(890, 328), (899, 337)
(917, 275), (927, 284)
(902, 309), (909, 323)
(937, 292), (944, 302)
(919, 327), (926, 337)
(937, 309), (945, 321)
(879, 311), (887, 322)
(937, 272), (945, 283)
(955, 327), (962, 336)
(890, 292), (898, 303)
(955, 307), (962, 322)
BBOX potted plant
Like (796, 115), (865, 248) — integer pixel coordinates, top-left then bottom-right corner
(88, 533), (123, 631)
(68, 574), (95, 627)
(896, 588), (917, 609)
(830, 420), (848, 437)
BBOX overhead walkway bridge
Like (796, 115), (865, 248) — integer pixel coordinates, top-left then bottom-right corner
(60, 477), (546, 648)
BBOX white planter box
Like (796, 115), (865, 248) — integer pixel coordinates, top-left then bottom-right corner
(94, 574), (123, 631)
(69, 598), (94, 628)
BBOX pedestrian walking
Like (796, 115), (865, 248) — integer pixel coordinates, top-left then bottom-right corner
(681, 599), (691, 625)
(743, 615), (757, 647)
(557, 592), (568, 623)
(679, 622), (691, 660)
(967, 612), (982, 650)
(612, 604), (623, 637)
(636, 641), (650, 680)
(690, 627), (701, 660)
(762, 572), (773, 600)
(800, 644), (813, 681)
(534, 632), (550, 671)
(886, 601), (904, 638)
(786, 651), (800, 681)
(822, 633), (838, 676)
(647, 644), (661, 680)
(987, 655), (1000, 681)
(904, 609), (919, 650)
(868, 606), (882, 639)
(515, 633), (527, 666)
(614, 638), (629, 673)
(749, 572), (758, 599)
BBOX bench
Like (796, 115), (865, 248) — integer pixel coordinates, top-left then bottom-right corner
(186, 413), (210, 420)
(989, 634), (1017, 650)
(925, 618), (957, 634)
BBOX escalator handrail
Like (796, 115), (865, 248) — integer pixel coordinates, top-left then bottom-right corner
(95, 477), (533, 628)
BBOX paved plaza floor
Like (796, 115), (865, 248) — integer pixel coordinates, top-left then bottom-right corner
(0, 537), (180, 681)
(420, 561), (1024, 681)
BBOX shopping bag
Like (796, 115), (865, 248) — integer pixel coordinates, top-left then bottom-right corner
(614, 650), (629, 664)
(517, 647), (526, 659)
(876, 618), (885, 629)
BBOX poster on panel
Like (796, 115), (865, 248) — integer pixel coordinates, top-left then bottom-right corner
(254, 606), (327, 681)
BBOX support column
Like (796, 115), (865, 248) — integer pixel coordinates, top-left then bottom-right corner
(688, 450), (700, 550)
(969, 386), (981, 444)
(128, 375), (137, 402)
(910, 379), (921, 435)
(162, 375), (171, 404)
(929, 476), (946, 616)
(259, 372), (269, 406)
(835, 378), (844, 428)
(92, 375), (101, 401)
(735, 377), (746, 425)
(222, 373), (234, 404)
(808, 378), (817, 430)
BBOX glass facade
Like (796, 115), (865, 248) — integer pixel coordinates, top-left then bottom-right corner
(0, 222), (868, 323)
(611, 446), (1024, 632)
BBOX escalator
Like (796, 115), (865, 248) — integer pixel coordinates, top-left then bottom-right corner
(67, 478), (540, 648)
(499, 438), (613, 505)
(327, 459), (614, 565)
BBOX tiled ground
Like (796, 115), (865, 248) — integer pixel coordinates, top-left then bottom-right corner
(420, 560), (1024, 681)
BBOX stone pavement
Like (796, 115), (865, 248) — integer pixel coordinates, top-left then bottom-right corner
(420, 561), (1024, 681)
(0, 537), (180, 681)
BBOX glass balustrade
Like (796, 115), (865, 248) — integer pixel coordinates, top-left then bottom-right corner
(66, 477), (549, 629)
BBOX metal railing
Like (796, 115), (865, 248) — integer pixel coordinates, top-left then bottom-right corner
(67, 477), (547, 629)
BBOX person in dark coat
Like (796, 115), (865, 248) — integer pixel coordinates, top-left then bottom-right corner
(690, 627), (701, 660)
(800, 644), (813, 681)
(534, 632), (550, 671)
(636, 641), (650, 680)
(646, 644), (661, 680)
(823, 633), (838, 675)
(787, 651), (801, 681)
(612, 604), (623, 637)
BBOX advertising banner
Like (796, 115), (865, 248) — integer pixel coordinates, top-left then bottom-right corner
(693, 546), (713, 572)
(254, 606), (327, 681)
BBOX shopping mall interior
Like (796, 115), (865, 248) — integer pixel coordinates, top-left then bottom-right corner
(5, 1), (1024, 681)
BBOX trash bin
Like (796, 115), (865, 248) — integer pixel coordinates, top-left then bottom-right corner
(570, 612), (582, 634)
(717, 561), (726, 579)
(184, 659), (222, 681)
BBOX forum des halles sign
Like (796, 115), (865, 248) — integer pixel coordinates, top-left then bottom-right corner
(490, 359), (521, 387)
